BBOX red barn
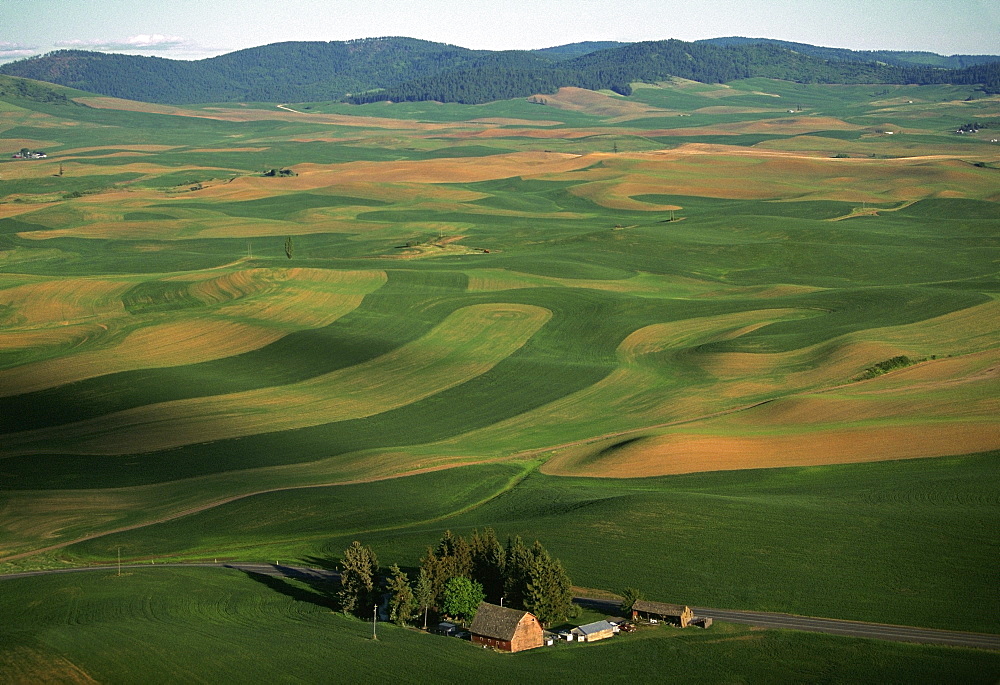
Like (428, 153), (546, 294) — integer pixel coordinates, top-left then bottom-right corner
(469, 602), (544, 653)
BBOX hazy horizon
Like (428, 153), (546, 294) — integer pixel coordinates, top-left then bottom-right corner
(2, 0), (998, 65)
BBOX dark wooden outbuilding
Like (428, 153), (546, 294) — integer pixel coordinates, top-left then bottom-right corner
(631, 599), (694, 627)
(469, 602), (544, 652)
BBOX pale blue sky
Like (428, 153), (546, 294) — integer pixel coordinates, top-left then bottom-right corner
(1, 0), (998, 64)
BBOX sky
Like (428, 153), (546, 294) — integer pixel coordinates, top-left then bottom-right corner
(2, 0), (998, 64)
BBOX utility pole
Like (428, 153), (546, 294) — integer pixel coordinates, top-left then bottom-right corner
(372, 604), (378, 640)
(117, 547), (121, 577)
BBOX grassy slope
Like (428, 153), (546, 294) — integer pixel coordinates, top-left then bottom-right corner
(1, 567), (997, 684)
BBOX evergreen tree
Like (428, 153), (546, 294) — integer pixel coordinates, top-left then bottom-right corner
(435, 530), (473, 580)
(386, 564), (416, 626)
(503, 536), (532, 609)
(419, 546), (449, 609)
(284, 236), (293, 259)
(522, 541), (576, 626)
(338, 540), (379, 617)
(414, 566), (434, 630)
(469, 528), (505, 603)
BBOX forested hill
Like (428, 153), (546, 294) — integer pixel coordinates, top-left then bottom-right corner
(534, 41), (631, 59)
(349, 39), (1000, 104)
(698, 37), (1000, 70)
(0, 38), (496, 104)
(2, 36), (998, 105)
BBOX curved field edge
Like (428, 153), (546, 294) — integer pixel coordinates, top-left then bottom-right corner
(0, 283), (989, 489)
(2, 568), (997, 684)
(0, 267), (388, 396)
(0, 459), (533, 565)
(6, 452), (998, 634)
(2, 302), (552, 455)
(542, 348), (1000, 478)
(1, 305), (995, 558)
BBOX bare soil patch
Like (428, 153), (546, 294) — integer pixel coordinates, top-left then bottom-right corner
(547, 422), (1000, 478)
(528, 87), (666, 120)
(290, 151), (594, 185)
(0, 278), (129, 328)
(0, 320), (284, 397)
(469, 117), (562, 126)
(0, 646), (98, 685)
(650, 116), (860, 137)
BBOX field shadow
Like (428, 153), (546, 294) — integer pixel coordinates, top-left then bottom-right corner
(300, 555), (340, 572)
(241, 563), (341, 611)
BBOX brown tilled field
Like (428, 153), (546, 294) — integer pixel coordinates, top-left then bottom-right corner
(543, 347), (1000, 478)
(544, 422), (1000, 478)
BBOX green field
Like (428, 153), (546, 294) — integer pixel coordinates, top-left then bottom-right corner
(40, 453), (1000, 634)
(1, 76), (998, 679)
(1, 567), (997, 684)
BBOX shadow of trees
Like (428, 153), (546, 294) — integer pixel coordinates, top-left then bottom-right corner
(240, 559), (342, 612)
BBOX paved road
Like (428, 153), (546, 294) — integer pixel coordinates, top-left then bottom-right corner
(4, 565), (997, 650)
(0, 562), (339, 584)
(574, 598), (1000, 651)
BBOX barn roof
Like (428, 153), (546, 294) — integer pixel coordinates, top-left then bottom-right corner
(469, 602), (533, 641)
(632, 599), (690, 616)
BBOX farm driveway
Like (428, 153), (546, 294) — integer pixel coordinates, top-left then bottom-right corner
(573, 598), (1000, 651)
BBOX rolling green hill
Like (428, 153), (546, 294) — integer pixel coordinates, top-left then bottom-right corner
(0, 66), (997, 681)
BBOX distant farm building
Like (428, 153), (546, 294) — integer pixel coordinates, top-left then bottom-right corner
(11, 150), (46, 159)
(469, 602), (544, 652)
(571, 620), (616, 642)
(632, 599), (694, 627)
(433, 621), (459, 636)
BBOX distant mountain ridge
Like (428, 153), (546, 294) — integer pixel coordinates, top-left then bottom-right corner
(2, 36), (997, 105)
(697, 37), (1000, 70)
(534, 41), (631, 59)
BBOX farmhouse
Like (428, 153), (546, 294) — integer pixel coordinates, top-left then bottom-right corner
(468, 602), (544, 653)
(11, 149), (46, 159)
(571, 620), (616, 642)
(632, 599), (694, 627)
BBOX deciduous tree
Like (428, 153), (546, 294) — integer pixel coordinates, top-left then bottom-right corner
(619, 587), (643, 615)
(442, 576), (485, 624)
